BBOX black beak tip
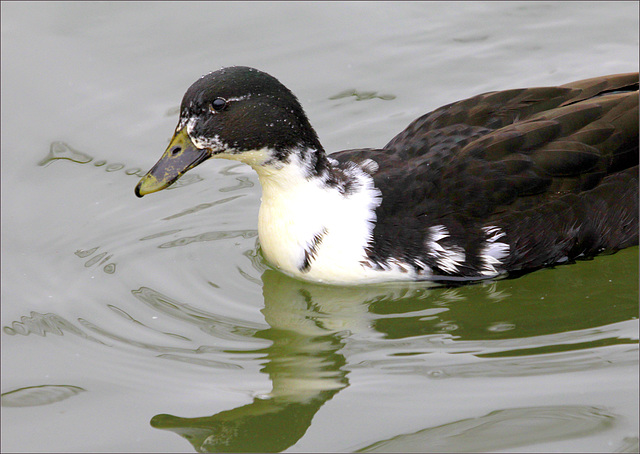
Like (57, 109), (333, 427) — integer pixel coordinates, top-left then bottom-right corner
(134, 183), (144, 198)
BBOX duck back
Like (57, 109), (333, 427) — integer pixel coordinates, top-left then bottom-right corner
(334, 73), (638, 279)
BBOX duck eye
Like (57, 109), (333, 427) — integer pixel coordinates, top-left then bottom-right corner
(209, 98), (227, 112)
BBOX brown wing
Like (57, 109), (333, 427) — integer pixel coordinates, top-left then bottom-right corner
(356, 73), (638, 276)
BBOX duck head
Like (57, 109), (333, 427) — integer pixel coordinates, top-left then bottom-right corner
(135, 66), (323, 197)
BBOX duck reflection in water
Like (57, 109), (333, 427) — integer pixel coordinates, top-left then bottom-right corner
(150, 269), (455, 452)
(147, 257), (637, 452)
(151, 269), (361, 453)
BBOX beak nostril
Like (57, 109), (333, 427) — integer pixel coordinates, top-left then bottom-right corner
(170, 146), (181, 156)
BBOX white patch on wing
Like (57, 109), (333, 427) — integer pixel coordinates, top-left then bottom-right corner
(480, 226), (509, 275)
(359, 158), (379, 174)
(426, 225), (466, 274)
(360, 255), (434, 280)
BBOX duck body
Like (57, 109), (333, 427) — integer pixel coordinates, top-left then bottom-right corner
(136, 67), (638, 285)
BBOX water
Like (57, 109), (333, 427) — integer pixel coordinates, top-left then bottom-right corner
(2, 2), (638, 452)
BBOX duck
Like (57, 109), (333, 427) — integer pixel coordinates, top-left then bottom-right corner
(135, 66), (638, 285)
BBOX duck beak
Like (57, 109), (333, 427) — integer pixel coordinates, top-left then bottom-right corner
(135, 128), (210, 197)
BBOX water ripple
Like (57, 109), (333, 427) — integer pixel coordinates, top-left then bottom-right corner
(359, 405), (616, 452)
(131, 286), (266, 340)
(1, 385), (86, 407)
(3, 311), (107, 344)
(161, 195), (245, 220)
(157, 353), (244, 369)
(38, 141), (203, 190)
(157, 229), (258, 248)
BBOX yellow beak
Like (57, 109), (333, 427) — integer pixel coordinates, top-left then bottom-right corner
(135, 128), (210, 197)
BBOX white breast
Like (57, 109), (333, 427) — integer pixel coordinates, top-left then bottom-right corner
(252, 153), (417, 284)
